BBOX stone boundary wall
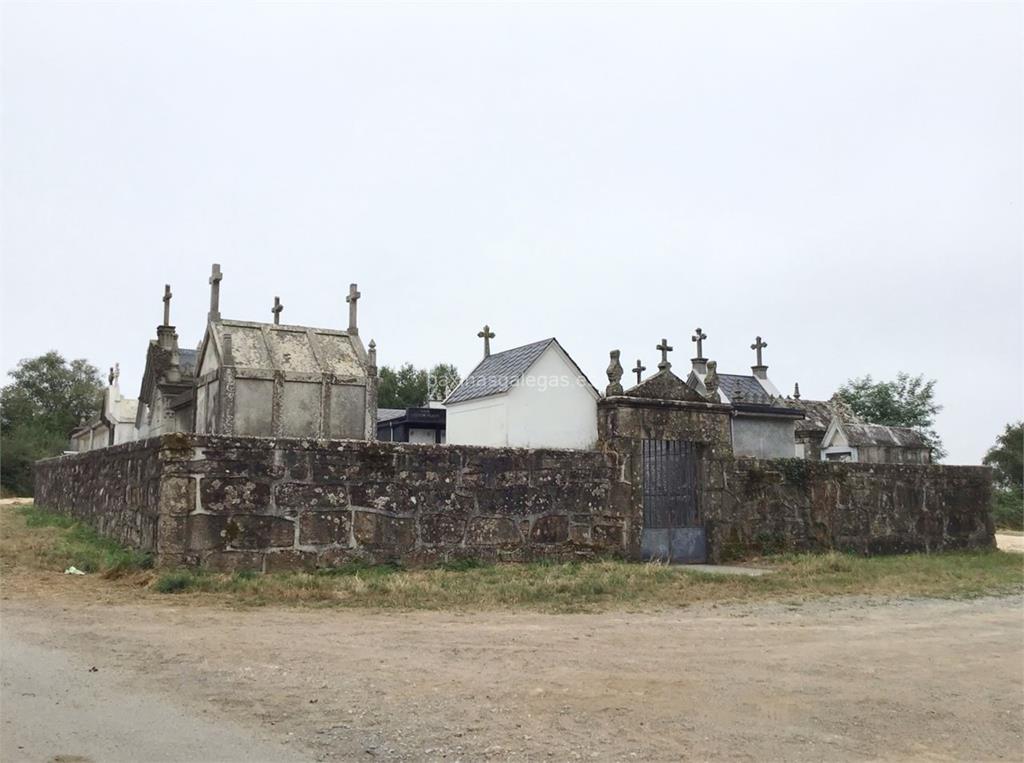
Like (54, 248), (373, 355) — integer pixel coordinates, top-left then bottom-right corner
(37, 434), (630, 571)
(34, 437), (995, 570)
(33, 437), (167, 552)
(701, 458), (994, 561)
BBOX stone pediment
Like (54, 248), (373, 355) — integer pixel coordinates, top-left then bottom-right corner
(625, 369), (709, 403)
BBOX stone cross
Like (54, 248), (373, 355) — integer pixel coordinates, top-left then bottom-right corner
(605, 350), (624, 396)
(478, 324), (495, 357)
(691, 327), (707, 359)
(751, 335), (768, 366)
(346, 283), (361, 334)
(208, 264), (223, 321)
(656, 338), (673, 371)
(272, 296), (283, 325)
(632, 359), (646, 385)
(162, 284), (172, 326)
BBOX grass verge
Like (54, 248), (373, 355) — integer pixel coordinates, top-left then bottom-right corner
(4, 504), (1021, 612)
(149, 549), (1024, 612)
(4, 502), (152, 577)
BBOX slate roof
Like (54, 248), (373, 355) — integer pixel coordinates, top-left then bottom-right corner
(377, 408), (406, 423)
(842, 423), (930, 449)
(445, 339), (555, 405)
(718, 374), (774, 405)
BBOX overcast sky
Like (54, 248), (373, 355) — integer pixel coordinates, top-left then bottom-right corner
(2, 2), (1020, 464)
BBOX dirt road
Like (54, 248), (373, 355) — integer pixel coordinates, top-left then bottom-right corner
(1, 633), (307, 762)
(2, 593), (1022, 762)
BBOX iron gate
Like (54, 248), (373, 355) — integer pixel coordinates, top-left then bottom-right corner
(641, 439), (706, 563)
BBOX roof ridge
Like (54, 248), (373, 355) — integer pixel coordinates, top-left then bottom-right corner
(444, 337), (560, 406)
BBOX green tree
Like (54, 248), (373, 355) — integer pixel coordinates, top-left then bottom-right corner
(376, 362), (461, 409)
(834, 372), (945, 460)
(983, 421), (1023, 492)
(1, 352), (104, 496)
(427, 363), (461, 401)
(983, 421), (1023, 530)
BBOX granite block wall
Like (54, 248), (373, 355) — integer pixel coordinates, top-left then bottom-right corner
(37, 434), (629, 571)
(33, 437), (169, 553)
(701, 458), (994, 561)
(33, 434), (995, 570)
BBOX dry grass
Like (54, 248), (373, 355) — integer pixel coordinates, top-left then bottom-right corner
(3, 502), (1021, 613)
(150, 551), (1023, 612)
(0, 501), (151, 577)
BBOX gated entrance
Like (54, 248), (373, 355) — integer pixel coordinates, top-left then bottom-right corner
(640, 439), (706, 563)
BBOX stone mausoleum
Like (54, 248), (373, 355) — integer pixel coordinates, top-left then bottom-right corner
(193, 275), (376, 440)
(76, 264), (377, 447)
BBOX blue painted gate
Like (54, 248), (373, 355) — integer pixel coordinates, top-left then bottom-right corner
(640, 439), (706, 563)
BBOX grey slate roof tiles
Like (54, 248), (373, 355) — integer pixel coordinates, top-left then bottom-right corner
(445, 339), (555, 404)
(717, 374), (774, 405)
(377, 408), (406, 423)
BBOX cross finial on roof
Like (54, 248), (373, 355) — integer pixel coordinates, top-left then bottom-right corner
(751, 335), (768, 367)
(691, 327), (707, 359)
(346, 283), (361, 334)
(208, 264), (223, 321)
(162, 284), (172, 326)
(632, 359), (646, 385)
(478, 324), (495, 358)
(656, 338), (673, 371)
(272, 296), (283, 325)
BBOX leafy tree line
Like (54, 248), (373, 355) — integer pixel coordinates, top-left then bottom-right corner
(1, 352), (104, 496)
(983, 421), (1023, 530)
(377, 363), (461, 409)
(834, 372), (946, 460)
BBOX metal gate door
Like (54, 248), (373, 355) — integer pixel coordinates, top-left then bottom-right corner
(641, 440), (706, 563)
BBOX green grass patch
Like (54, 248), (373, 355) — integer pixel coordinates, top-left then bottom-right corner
(148, 550), (1023, 612)
(154, 571), (195, 593)
(14, 504), (153, 575)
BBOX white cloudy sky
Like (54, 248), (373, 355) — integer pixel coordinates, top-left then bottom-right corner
(1, 2), (1020, 464)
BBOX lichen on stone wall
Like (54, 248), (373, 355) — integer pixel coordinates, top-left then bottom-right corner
(34, 431), (996, 571)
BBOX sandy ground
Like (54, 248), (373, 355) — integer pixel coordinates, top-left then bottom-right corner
(997, 533), (1024, 553)
(2, 591), (1022, 762)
